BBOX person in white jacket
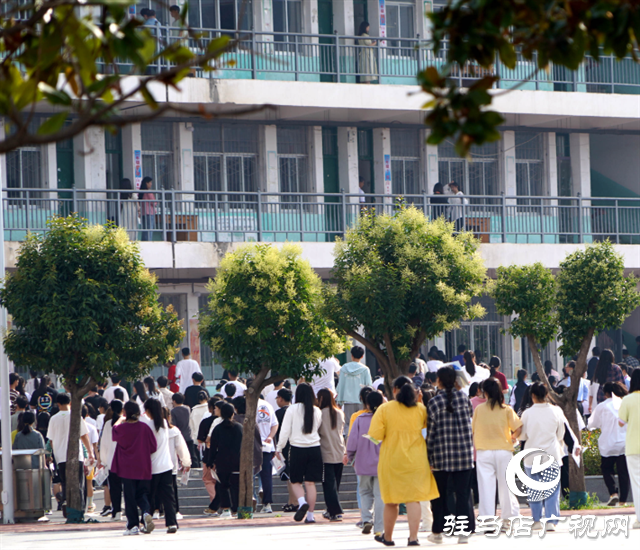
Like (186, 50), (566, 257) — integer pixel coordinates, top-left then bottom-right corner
(98, 399), (125, 520)
(166, 408), (191, 520)
(588, 382), (630, 506)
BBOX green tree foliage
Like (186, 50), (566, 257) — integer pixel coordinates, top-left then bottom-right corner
(0, 1), (256, 153)
(200, 243), (344, 517)
(493, 242), (639, 499)
(0, 216), (184, 520)
(422, 1), (640, 156)
(326, 208), (486, 390)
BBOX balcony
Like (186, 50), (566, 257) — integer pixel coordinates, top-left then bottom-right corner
(3, 189), (639, 245)
(135, 28), (640, 93)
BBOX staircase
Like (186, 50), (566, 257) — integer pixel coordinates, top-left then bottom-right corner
(178, 465), (359, 516)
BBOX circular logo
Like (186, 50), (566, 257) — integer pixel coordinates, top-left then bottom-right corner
(505, 448), (561, 502)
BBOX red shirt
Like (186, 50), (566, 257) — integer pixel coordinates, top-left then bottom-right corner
(112, 421), (157, 480)
(493, 371), (508, 392)
(168, 364), (179, 393)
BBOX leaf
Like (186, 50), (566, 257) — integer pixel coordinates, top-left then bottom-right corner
(37, 112), (69, 136)
(499, 42), (517, 70)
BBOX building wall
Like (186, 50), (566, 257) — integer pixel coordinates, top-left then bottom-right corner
(590, 134), (640, 197)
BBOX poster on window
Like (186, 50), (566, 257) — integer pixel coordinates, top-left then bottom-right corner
(379, 0), (386, 46)
(384, 154), (391, 194)
(134, 150), (142, 189)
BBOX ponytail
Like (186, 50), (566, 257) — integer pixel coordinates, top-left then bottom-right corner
(366, 391), (383, 413)
(463, 351), (476, 377)
(110, 399), (124, 427)
(436, 367), (457, 414)
(21, 411), (35, 435)
(489, 356), (500, 378)
(393, 376), (417, 407)
(515, 369), (527, 388)
(144, 398), (164, 431)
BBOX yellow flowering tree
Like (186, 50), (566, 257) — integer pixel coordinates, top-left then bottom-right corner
(0, 216), (184, 522)
(200, 243), (344, 518)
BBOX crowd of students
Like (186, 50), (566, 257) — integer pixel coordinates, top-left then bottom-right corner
(2, 342), (640, 541)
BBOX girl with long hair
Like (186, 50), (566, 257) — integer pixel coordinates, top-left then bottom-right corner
(369, 376), (438, 546)
(488, 356), (508, 393)
(427, 367), (474, 544)
(133, 380), (150, 408)
(143, 398), (179, 533)
(12, 411), (45, 466)
(618, 369), (640, 527)
(593, 349), (626, 405)
(275, 382), (323, 523)
(317, 388), (346, 521)
(98, 399), (124, 519)
(463, 351), (489, 395)
(509, 369), (529, 413)
(144, 376), (166, 406)
(357, 21), (378, 84)
(138, 176), (156, 241)
(472, 378), (522, 525)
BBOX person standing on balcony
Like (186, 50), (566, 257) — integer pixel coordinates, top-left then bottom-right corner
(358, 22), (378, 84)
(430, 183), (448, 220)
(447, 181), (468, 232)
(119, 178), (137, 241)
(138, 176), (157, 241)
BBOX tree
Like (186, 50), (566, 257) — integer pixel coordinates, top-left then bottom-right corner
(493, 243), (639, 503)
(0, 0), (261, 153)
(421, 1), (640, 156)
(325, 207), (487, 395)
(0, 216), (184, 521)
(199, 243), (344, 518)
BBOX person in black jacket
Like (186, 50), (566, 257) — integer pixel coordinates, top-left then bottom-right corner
(199, 397), (220, 514)
(587, 347), (601, 381)
(209, 403), (243, 515)
(184, 372), (209, 409)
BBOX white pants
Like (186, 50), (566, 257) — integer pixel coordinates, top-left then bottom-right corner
(476, 449), (520, 519)
(420, 500), (432, 531)
(626, 454), (640, 522)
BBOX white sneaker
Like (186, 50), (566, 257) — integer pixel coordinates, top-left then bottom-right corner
(124, 527), (140, 536)
(175, 512), (183, 520)
(427, 533), (443, 544)
(546, 523), (556, 532)
(113, 512), (122, 521)
(220, 509), (232, 519)
(262, 504), (273, 514)
(632, 521), (640, 529)
(458, 535), (469, 544)
(143, 512), (155, 534)
(152, 511), (160, 520)
(532, 521), (543, 531)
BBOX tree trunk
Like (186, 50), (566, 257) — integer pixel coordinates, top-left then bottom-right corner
(560, 398), (586, 494)
(65, 389), (85, 522)
(237, 366), (271, 519)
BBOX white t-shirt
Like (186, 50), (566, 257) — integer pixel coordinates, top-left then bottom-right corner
(588, 382), (600, 413)
(256, 399), (279, 453)
(519, 403), (566, 467)
(588, 397), (626, 457)
(176, 358), (203, 394)
(222, 380), (246, 397)
(276, 403), (322, 451)
(462, 367), (490, 395)
(86, 421), (99, 446)
(47, 410), (90, 464)
(310, 358), (341, 395)
(103, 385), (129, 404)
(140, 416), (175, 475)
(426, 360), (444, 373)
(266, 389), (281, 411)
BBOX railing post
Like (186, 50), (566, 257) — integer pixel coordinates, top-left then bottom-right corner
(161, 191), (167, 242)
(299, 193), (304, 239)
(334, 32), (341, 83)
(342, 188), (347, 238)
(578, 193), (583, 243)
(214, 192), (219, 243)
(25, 190), (30, 233)
(610, 55), (615, 94)
(256, 189), (263, 242)
(423, 189), (429, 219)
(171, 190), (177, 243)
(539, 199), (544, 243)
(294, 37), (299, 81)
(251, 30), (257, 80)
(72, 187), (77, 215)
(376, 38), (382, 83)
(501, 193), (507, 243)
(614, 199), (619, 244)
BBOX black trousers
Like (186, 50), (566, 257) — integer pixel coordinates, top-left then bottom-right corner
(107, 470), (122, 514)
(322, 463), (344, 516)
(431, 469), (473, 535)
(172, 474), (180, 513)
(58, 461), (85, 510)
(561, 456), (570, 498)
(210, 468), (239, 513)
(187, 440), (201, 468)
(121, 478), (151, 530)
(601, 455), (630, 502)
(151, 470), (178, 527)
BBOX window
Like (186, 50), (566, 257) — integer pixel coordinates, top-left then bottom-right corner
(438, 140), (499, 204)
(193, 124), (258, 206)
(105, 130), (123, 191)
(188, 0), (253, 30)
(6, 146), (42, 201)
(273, 0), (302, 50)
(198, 294), (225, 380)
(515, 132), (544, 205)
(386, 0), (415, 51)
(141, 122), (174, 190)
(278, 126), (308, 206)
(390, 129), (421, 199)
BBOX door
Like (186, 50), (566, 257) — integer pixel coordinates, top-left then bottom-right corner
(354, 0), (368, 31)
(357, 128), (374, 195)
(56, 138), (74, 216)
(556, 133), (576, 242)
(318, 0), (335, 82)
(322, 127), (340, 238)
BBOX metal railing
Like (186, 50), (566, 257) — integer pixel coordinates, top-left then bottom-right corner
(135, 27), (640, 93)
(3, 189), (639, 245)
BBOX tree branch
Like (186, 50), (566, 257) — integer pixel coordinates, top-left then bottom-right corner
(347, 330), (388, 371)
(527, 334), (562, 406)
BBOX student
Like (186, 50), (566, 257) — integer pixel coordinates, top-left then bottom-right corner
(369, 376), (438, 546)
(317, 388), (346, 522)
(176, 348), (202, 395)
(426, 349), (443, 373)
(143, 399), (179, 533)
(275, 382), (323, 523)
(47, 394), (94, 509)
(144, 377), (166, 406)
(588, 382), (629, 506)
(24, 369), (40, 396)
(509, 369), (529, 413)
(519, 382), (566, 531)
(587, 346), (601, 381)
(98, 399), (124, 520)
(185, 372), (209, 409)
(170, 392), (192, 454)
(618, 369), (640, 529)
(309, 357), (341, 396)
(472, 378), (522, 524)
(488, 356), (509, 393)
(469, 381), (487, 411)
(133, 380), (150, 409)
(199, 397), (220, 513)
(447, 181), (468, 231)
(104, 375), (130, 404)
(462, 351), (489, 395)
(274, 388), (298, 513)
(82, 404), (100, 513)
(209, 402), (243, 517)
(451, 344), (466, 369)
(165, 408), (190, 520)
(348, 386), (374, 435)
(427, 367), (474, 545)
(224, 383), (237, 402)
(157, 376), (174, 410)
(12, 411), (45, 463)
(222, 371), (246, 397)
(347, 391), (384, 536)
(336, 347), (372, 433)
(30, 375), (58, 414)
(409, 363), (424, 388)
(10, 396), (28, 432)
(266, 379), (285, 411)
(112, 401), (157, 535)
(594, 349), (626, 404)
(256, 395), (279, 514)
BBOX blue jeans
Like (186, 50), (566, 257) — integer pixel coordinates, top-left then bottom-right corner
(141, 214), (155, 241)
(525, 466), (560, 523)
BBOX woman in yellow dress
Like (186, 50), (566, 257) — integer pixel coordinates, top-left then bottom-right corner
(368, 376), (439, 546)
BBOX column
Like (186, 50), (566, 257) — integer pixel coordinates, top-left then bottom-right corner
(256, 0), (274, 33)
(42, 143), (57, 190)
(122, 123), (142, 189)
(501, 130), (516, 202)
(186, 291), (201, 366)
(570, 132), (591, 240)
(333, 0), (356, 83)
(259, 125), (279, 195)
(309, 126), (323, 195)
(338, 127), (359, 199)
(373, 128), (391, 208)
(545, 132), (558, 197)
(304, 0), (320, 35)
(424, 130), (438, 192)
(174, 122), (194, 193)
(367, 0), (383, 37)
(73, 127), (106, 190)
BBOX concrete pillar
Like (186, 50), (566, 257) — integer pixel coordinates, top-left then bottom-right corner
(546, 133), (558, 197)
(367, 0), (383, 37)
(73, 127), (106, 190)
(186, 291), (201, 365)
(309, 126), (323, 194)
(256, 0), (274, 33)
(415, 0), (428, 39)
(333, 0), (355, 35)
(338, 127), (359, 203)
(423, 130), (438, 192)
(570, 133), (591, 198)
(304, 0), (320, 35)
(373, 128), (391, 203)
(175, 122), (194, 193)
(0, 121), (5, 191)
(259, 125), (279, 196)
(122, 123), (142, 189)
(43, 143), (57, 190)
(501, 130), (516, 203)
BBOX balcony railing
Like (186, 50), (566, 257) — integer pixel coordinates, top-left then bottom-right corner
(131, 27), (640, 92)
(3, 189), (639, 245)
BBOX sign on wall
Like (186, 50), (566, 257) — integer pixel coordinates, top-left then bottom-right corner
(134, 150), (142, 189)
(384, 153), (391, 194)
(379, 0), (386, 45)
